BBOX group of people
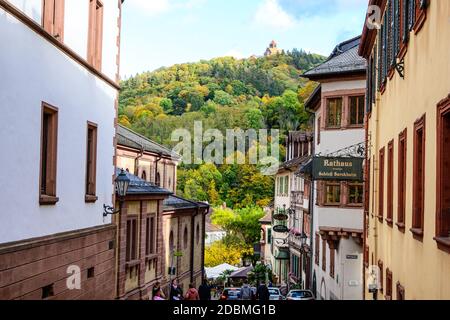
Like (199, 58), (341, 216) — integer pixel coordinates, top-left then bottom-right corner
(239, 280), (271, 301)
(152, 279), (212, 301)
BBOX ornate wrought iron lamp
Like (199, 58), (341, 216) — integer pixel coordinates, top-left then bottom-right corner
(103, 169), (130, 217)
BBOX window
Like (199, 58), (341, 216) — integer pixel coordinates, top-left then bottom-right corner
(322, 239), (326, 271)
(349, 96), (365, 126)
(364, 245), (369, 268)
(42, 0), (65, 41)
(326, 98), (342, 128)
(85, 122), (98, 202)
(87, 0), (104, 70)
(40, 103), (58, 205)
(284, 176), (289, 196)
(378, 260), (384, 293)
(387, 140), (394, 224)
(365, 159), (371, 212)
(398, 129), (407, 229)
(267, 228), (272, 244)
(169, 231), (174, 251)
(196, 224), (200, 245)
(87, 267), (95, 279)
(146, 216), (155, 256)
(396, 282), (405, 300)
(141, 171), (147, 181)
(348, 183), (364, 205)
(126, 217), (138, 262)
(315, 233), (320, 265)
(183, 227), (188, 249)
(378, 148), (385, 220)
(329, 248), (335, 279)
(317, 117), (321, 144)
(436, 97), (450, 248)
(325, 182), (341, 205)
(42, 284), (54, 299)
(386, 269), (393, 300)
(156, 172), (161, 187)
(412, 115), (425, 238)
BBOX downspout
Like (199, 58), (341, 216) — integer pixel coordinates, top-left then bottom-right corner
(190, 207), (197, 284)
(134, 144), (144, 177)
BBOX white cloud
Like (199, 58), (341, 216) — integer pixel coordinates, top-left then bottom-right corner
(223, 49), (246, 60)
(253, 0), (297, 29)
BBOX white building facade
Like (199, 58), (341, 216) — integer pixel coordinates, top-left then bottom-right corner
(0, 0), (123, 300)
(303, 36), (366, 300)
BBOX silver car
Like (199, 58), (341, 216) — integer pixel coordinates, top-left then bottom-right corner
(268, 287), (284, 300)
(286, 290), (315, 300)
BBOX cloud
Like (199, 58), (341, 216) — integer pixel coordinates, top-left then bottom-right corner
(128, 0), (206, 16)
(223, 49), (246, 60)
(254, 0), (297, 29)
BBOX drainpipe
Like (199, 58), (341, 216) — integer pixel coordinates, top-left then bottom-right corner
(134, 144), (144, 177)
(190, 207), (197, 284)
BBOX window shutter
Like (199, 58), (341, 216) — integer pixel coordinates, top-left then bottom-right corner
(366, 62), (371, 113)
(402, 0), (409, 44)
(408, 0), (415, 30)
(377, 31), (382, 90)
(394, 0), (400, 58)
(388, 0), (395, 67)
(383, 14), (388, 81)
(371, 56), (376, 104)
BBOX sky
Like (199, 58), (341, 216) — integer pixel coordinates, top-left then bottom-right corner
(120, 0), (369, 78)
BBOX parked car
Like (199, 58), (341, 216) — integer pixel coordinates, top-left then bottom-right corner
(268, 287), (284, 300)
(220, 288), (241, 301)
(286, 290), (315, 301)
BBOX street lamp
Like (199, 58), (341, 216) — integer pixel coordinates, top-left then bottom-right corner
(103, 169), (130, 217)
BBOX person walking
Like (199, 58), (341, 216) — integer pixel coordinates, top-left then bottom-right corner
(240, 280), (252, 300)
(152, 287), (165, 301)
(256, 281), (270, 301)
(170, 279), (183, 301)
(198, 280), (211, 301)
(185, 283), (200, 300)
(151, 282), (166, 300)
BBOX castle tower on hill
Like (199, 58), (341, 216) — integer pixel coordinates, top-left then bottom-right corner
(264, 40), (283, 56)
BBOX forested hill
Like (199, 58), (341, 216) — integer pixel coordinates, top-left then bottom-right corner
(118, 49), (326, 147)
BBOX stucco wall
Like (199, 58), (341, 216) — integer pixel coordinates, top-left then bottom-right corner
(366, 0), (450, 300)
(0, 7), (119, 243)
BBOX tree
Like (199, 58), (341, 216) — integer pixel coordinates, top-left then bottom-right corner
(204, 242), (253, 267)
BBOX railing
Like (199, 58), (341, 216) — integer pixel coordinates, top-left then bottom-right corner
(291, 191), (304, 207)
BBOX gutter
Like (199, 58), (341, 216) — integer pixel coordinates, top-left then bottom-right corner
(134, 144), (144, 176)
(154, 154), (162, 186)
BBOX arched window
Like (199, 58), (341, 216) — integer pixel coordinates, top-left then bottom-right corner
(168, 177), (172, 190)
(184, 227), (188, 249)
(169, 231), (174, 251)
(196, 224), (200, 245)
(141, 170), (147, 181)
(156, 172), (161, 186)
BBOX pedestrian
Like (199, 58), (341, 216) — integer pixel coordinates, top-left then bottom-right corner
(240, 279), (252, 300)
(170, 279), (183, 301)
(198, 279), (211, 301)
(256, 281), (270, 301)
(185, 283), (200, 300)
(151, 282), (166, 300)
(152, 287), (165, 301)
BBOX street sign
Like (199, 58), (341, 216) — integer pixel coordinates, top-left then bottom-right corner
(346, 254), (358, 260)
(312, 157), (364, 181)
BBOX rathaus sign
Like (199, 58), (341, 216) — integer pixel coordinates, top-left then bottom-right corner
(312, 157), (364, 181)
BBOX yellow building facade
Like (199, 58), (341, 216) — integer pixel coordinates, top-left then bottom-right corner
(360, 0), (450, 299)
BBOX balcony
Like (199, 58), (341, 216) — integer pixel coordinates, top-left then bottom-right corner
(291, 191), (304, 207)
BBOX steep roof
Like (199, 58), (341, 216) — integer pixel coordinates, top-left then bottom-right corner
(163, 195), (209, 212)
(116, 168), (171, 196)
(117, 125), (180, 160)
(302, 36), (366, 80)
(259, 211), (272, 224)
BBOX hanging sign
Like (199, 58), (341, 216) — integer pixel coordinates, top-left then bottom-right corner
(312, 157), (363, 181)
